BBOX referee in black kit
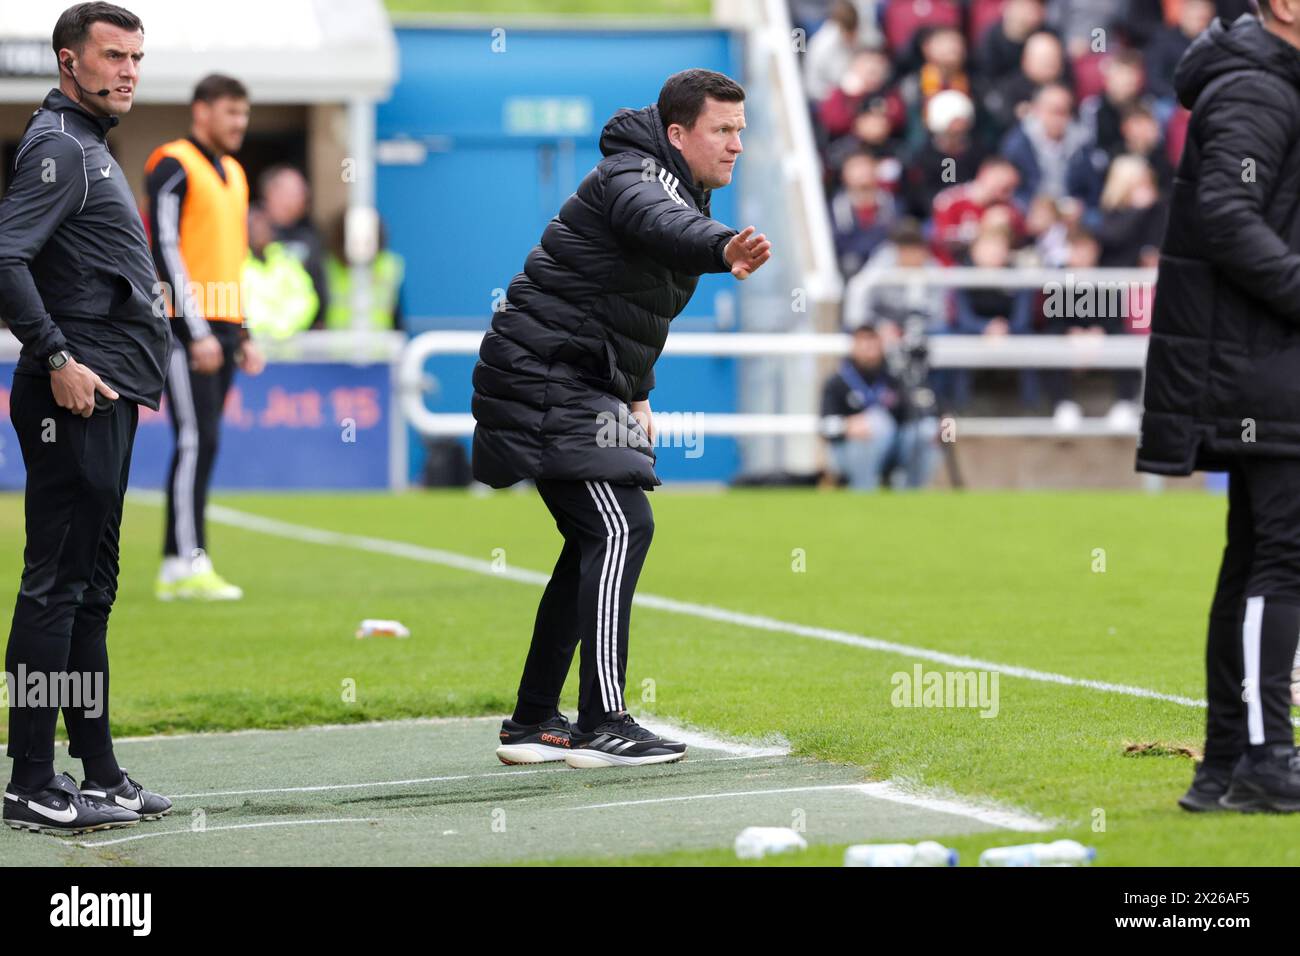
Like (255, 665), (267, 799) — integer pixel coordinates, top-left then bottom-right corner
(0, 3), (171, 833)
(1138, 4), (1300, 813)
(472, 70), (770, 768)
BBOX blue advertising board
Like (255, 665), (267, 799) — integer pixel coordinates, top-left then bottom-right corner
(0, 362), (396, 491)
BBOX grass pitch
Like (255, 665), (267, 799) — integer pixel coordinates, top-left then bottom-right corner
(1, 487), (1297, 865)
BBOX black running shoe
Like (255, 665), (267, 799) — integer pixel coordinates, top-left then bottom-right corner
(566, 711), (687, 768)
(1178, 759), (1233, 812)
(496, 713), (573, 765)
(81, 769), (173, 820)
(3, 773), (139, 835)
(1219, 745), (1300, 813)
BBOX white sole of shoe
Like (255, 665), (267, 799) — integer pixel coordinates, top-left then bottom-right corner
(564, 749), (687, 768)
(496, 743), (570, 765)
(5, 817), (138, 835)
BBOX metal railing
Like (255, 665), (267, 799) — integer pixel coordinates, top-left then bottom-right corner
(397, 323), (1152, 441)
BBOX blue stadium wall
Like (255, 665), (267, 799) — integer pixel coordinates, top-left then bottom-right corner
(377, 25), (743, 485)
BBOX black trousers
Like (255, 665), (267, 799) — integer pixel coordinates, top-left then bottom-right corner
(1204, 458), (1300, 763)
(516, 479), (654, 731)
(5, 373), (138, 764)
(162, 331), (238, 559)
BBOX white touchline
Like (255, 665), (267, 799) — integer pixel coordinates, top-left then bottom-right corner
(76, 817), (382, 848)
(135, 495), (1204, 710)
(568, 783), (1052, 832)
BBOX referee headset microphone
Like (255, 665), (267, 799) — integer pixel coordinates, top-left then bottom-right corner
(62, 56), (110, 98)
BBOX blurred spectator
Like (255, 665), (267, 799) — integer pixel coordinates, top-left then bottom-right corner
(1046, 0), (1121, 58)
(843, 218), (949, 333)
(325, 211), (406, 332)
(897, 26), (971, 148)
(1094, 154), (1166, 267)
(1023, 194), (1084, 266)
(792, 0), (883, 44)
(883, 0), (962, 58)
(984, 29), (1071, 136)
(898, 89), (985, 219)
(1144, 0), (1216, 101)
(975, 0), (1049, 82)
(821, 324), (939, 490)
(830, 150), (900, 275)
(818, 48), (902, 139)
(952, 226), (1034, 335)
(241, 204), (319, 340)
(931, 155), (1024, 265)
(1116, 103), (1173, 191)
(804, 0), (867, 102)
(1043, 226), (1142, 429)
(260, 164), (330, 329)
(1079, 49), (1146, 155)
(950, 225), (1039, 408)
(1000, 82), (1089, 206)
(1068, 102), (1173, 214)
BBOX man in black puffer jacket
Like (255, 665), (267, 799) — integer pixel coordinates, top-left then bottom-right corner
(1138, 7), (1300, 813)
(475, 70), (771, 768)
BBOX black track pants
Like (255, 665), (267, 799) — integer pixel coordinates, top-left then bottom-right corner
(5, 373), (137, 764)
(162, 334), (237, 560)
(1204, 458), (1300, 763)
(515, 479), (654, 732)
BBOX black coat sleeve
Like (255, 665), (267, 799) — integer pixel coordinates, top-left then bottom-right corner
(0, 132), (85, 360)
(605, 160), (737, 276)
(1195, 77), (1300, 323)
(146, 155), (210, 346)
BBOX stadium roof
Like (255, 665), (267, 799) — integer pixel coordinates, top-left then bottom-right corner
(0, 0), (397, 104)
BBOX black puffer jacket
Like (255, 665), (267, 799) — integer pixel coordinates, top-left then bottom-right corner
(471, 105), (737, 489)
(1138, 15), (1300, 475)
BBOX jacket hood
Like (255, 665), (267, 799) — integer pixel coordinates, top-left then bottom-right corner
(1175, 14), (1300, 109)
(599, 104), (710, 207)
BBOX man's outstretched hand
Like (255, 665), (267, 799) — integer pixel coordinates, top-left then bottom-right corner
(724, 226), (772, 280)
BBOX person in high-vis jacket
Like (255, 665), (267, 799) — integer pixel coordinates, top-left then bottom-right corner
(0, 2), (172, 835)
(145, 73), (265, 601)
(324, 212), (405, 332)
(473, 69), (771, 768)
(242, 203), (319, 340)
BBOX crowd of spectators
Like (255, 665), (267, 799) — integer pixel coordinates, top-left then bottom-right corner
(802, 0), (1245, 487)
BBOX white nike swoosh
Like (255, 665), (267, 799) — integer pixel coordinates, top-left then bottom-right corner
(100, 166), (111, 177)
(27, 800), (78, 823)
(116, 793), (144, 811)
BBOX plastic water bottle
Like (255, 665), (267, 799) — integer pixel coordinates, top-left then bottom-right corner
(979, 839), (1096, 866)
(733, 826), (807, 860)
(843, 840), (958, 867)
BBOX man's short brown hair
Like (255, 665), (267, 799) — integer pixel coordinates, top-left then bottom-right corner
(52, 2), (142, 56)
(193, 74), (249, 105)
(657, 69), (745, 131)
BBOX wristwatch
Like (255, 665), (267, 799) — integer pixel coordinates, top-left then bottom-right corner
(46, 349), (71, 372)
